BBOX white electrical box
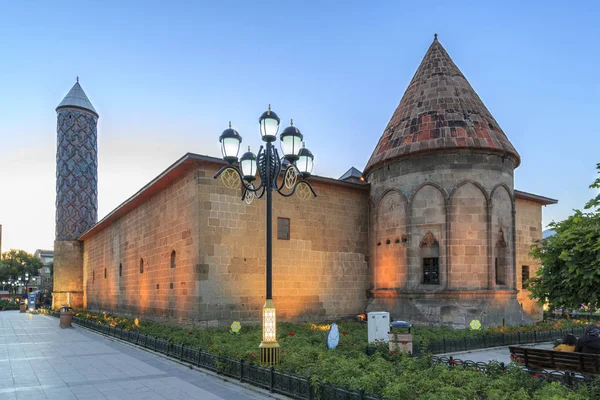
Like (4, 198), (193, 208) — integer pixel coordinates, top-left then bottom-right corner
(367, 311), (390, 343)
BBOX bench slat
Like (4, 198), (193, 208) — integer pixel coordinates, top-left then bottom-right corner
(509, 346), (600, 375)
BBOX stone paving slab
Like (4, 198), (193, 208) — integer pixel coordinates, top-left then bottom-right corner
(0, 311), (270, 399)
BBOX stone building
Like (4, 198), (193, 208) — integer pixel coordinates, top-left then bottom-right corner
(53, 37), (556, 328)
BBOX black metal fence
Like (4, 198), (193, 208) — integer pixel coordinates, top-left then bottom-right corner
(420, 327), (587, 355)
(41, 310), (598, 399)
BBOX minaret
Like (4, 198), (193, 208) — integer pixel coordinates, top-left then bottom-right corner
(53, 79), (98, 309)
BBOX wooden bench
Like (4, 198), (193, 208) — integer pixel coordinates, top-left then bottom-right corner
(509, 346), (600, 375)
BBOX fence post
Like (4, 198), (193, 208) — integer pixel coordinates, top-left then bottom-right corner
(502, 333), (505, 346)
(483, 335), (486, 348)
(359, 388), (365, 400)
(307, 376), (312, 400)
(197, 348), (201, 367)
(564, 370), (572, 386)
(517, 332), (521, 344)
(180, 345), (184, 361)
(443, 339), (446, 353)
(534, 330), (537, 343)
(239, 359), (244, 382)
(464, 337), (468, 351)
(269, 366), (274, 393)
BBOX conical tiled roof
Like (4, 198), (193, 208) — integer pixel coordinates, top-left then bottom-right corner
(56, 80), (98, 117)
(364, 36), (519, 175)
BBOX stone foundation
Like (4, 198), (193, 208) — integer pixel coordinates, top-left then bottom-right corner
(367, 289), (529, 328)
(53, 240), (84, 309)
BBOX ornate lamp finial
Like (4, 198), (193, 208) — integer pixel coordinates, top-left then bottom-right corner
(229, 121), (232, 128)
(434, 33), (438, 40)
(76, 76), (79, 83)
(290, 119), (294, 126)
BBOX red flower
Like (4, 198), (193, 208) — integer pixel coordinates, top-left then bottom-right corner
(250, 353), (257, 357)
(188, 331), (193, 334)
(391, 351), (397, 355)
(280, 349), (285, 353)
(341, 331), (347, 336)
(289, 332), (295, 336)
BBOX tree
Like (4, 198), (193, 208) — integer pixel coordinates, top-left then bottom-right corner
(528, 164), (600, 311)
(0, 249), (43, 296)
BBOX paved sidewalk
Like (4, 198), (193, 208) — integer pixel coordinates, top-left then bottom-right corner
(0, 311), (269, 400)
(440, 342), (556, 364)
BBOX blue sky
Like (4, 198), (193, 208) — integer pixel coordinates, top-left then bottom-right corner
(0, 0), (598, 252)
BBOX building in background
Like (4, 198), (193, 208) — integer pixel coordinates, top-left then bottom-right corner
(34, 249), (54, 294)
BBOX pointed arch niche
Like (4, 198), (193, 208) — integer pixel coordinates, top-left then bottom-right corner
(491, 185), (514, 288)
(373, 190), (407, 289)
(420, 232), (440, 285)
(409, 184), (445, 288)
(449, 182), (488, 289)
(495, 229), (507, 285)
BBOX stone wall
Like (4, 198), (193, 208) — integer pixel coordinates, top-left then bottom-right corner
(82, 160), (370, 325)
(515, 198), (544, 321)
(83, 169), (200, 319)
(374, 190), (407, 289)
(366, 150), (526, 327)
(53, 240), (84, 309)
(196, 162), (370, 324)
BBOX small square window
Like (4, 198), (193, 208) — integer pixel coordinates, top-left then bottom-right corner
(423, 258), (439, 285)
(277, 217), (290, 240)
(170, 282), (174, 290)
(156, 284), (160, 290)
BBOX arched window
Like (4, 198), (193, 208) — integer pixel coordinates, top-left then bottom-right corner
(170, 250), (176, 269)
(104, 268), (106, 279)
(93, 270), (95, 283)
(119, 263), (122, 277)
(420, 231), (440, 285)
(495, 229), (507, 285)
(140, 258), (144, 274)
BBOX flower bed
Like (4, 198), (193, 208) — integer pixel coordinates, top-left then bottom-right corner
(53, 310), (600, 399)
(0, 299), (20, 310)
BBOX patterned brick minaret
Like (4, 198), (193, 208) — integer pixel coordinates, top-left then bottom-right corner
(53, 79), (98, 309)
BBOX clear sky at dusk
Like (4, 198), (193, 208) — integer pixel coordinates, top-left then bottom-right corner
(0, 0), (598, 253)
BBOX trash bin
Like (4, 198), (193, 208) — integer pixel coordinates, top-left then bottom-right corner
(389, 320), (412, 354)
(19, 301), (26, 313)
(59, 306), (74, 328)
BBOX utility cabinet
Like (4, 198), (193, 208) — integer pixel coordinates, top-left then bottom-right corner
(367, 311), (390, 343)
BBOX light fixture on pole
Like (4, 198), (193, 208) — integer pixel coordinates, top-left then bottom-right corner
(214, 105), (317, 365)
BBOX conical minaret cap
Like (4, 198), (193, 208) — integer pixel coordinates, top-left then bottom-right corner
(364, 36), (520, 176)
(56, 80), (98, 117)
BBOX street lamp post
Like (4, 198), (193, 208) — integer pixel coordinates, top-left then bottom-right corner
(214, 106), (316, 365)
